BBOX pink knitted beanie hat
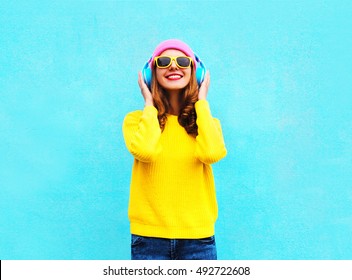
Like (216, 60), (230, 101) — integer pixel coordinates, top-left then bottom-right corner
(149, 39), (197, 71)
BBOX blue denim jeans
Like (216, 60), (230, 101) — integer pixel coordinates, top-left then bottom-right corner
(131, 234), (217, 260)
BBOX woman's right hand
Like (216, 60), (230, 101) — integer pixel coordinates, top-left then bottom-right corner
(138, 72), (154, 106)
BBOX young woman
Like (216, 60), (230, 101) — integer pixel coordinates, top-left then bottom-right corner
(122, 39), (227, 260)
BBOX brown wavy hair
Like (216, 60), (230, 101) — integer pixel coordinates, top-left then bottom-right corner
(151, 67), (199, 137)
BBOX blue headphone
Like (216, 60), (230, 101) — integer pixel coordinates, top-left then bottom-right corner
(142, 53), (206, 89)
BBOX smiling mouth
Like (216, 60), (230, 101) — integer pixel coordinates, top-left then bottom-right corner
(166, 74), (183, 80)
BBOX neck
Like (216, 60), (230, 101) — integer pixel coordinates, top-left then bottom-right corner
(167, 89), (182, 115)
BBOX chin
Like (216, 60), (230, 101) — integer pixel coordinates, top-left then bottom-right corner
(163, 81), (188, 91)
(164, 85), (187, 92)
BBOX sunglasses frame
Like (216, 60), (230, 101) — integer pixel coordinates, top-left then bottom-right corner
(154, 56), (193, 69)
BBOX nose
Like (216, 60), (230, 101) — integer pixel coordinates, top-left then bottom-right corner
(169, 58), (178, 69)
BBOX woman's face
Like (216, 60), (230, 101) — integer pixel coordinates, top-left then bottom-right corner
(155, 49), (192, 93)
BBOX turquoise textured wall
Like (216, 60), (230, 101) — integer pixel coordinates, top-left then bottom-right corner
(1, 1), (351, 259)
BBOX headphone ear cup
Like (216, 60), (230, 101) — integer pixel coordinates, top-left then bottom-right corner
(142, 59), (152, 89)
(195, 53), (206, 86)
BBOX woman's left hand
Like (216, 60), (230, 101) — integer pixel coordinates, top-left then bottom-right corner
(198, 71), (210, 100)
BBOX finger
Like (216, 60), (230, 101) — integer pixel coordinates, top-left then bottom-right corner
(138, 72), (146, 90)
(138, 72), (142, 87)
(200, 72), (209, 90)
(138, 71), (144, 84)
(204, 71), (210, 86)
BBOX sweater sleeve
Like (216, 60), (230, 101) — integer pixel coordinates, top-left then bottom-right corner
(122, 106), (162, 162)
(194, 100), (227, 164)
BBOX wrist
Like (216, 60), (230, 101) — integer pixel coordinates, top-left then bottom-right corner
(145, 99), (154, 106)
(198, 94), (207, 101)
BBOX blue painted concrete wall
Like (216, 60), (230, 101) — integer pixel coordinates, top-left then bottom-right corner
(1, 1), (351, 259)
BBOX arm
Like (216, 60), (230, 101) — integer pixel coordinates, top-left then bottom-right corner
(194, 100), (227, 164)
(195, 71), (227, 164)
(122, 106), (162, 162)
(122, 71), (162, 162)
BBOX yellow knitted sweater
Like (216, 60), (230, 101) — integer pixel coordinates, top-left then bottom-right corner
(122, 100), (227, 239)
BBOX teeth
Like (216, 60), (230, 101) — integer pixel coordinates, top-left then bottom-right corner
(167, 75), (182, 79)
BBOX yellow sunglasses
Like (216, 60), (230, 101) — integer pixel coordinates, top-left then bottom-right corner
(154, 56), (193, 68)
